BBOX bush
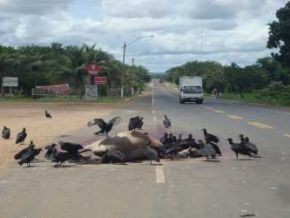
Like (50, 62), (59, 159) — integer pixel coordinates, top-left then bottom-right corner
(257, 82), (290, 105)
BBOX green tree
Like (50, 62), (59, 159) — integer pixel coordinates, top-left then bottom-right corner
(267, 1), (290, 68)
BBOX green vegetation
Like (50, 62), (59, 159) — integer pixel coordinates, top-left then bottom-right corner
(0, 43), (150, 99)
(165, 2), (290, 106)
(267, 2), (290, 69)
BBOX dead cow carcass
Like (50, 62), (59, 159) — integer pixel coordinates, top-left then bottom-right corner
(82, 131), (162, 163)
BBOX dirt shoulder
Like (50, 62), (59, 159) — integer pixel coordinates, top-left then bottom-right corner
(0, 102), (119, 169)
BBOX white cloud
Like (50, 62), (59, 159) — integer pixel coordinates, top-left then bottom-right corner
(0, 0), (288, 72)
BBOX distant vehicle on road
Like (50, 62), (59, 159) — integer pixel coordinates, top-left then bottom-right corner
(179, 76), (203, 104)
(159, 79), (163, 83)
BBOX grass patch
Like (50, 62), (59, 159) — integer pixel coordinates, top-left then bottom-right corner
(221, 92), (290, 107)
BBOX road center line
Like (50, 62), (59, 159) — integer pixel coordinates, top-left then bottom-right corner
(204, 107), (214, 110)
(213, 109), (225, 114)
(155, 165), (165, 184)
(227, 114), (244, 120)
(247, 121), (273, 129)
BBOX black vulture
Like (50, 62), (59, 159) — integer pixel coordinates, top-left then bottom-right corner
(44, 143), (57, 160)
(16, 141), (42, 167)
(51, 151), (72, 167)
(15, 128), (27, 144)
(14, 141), (34, 160)
(128, 116), (143, 131)
(163, 115), (171, 128)
(160, 132), (169, 144)
(209, 142), (222, 156)
(179, 134), (198, 149)
(244, 137), (259, 155)
(239, 135), (259, 155)
(2, 126), (10, 139)
(196, 140), (217, 160)
(88, 116), (121, 136)
(227, 138), (260, 159)
(59, 141), (83, 161)
(45, 110), (52, 119)
(202, 128), (219, 144)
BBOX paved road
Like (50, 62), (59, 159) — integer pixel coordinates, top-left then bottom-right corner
(1, 81), (290, 218)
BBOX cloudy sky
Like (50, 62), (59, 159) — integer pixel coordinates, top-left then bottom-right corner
(0, 0), (288, 72)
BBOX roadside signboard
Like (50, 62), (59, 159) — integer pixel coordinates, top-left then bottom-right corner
(85, 85), (98, 100)
(35, 84), (70, 95)
(86, 64), (101, 75)
(94, 76), (107, 84)
(2, 77), (18, 87)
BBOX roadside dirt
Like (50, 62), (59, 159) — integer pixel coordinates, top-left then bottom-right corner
(0, 102), (117, 169)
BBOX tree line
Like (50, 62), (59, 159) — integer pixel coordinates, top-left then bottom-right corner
(164, 1), (290, 105)
(0, 43), (150, 97)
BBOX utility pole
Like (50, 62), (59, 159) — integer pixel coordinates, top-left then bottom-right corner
(120, 35), (153, 98)
(121, 42), (126, 98)
(131, 58), (135, 96)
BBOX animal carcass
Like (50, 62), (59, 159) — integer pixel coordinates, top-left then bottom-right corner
(83, 131), (162, 162)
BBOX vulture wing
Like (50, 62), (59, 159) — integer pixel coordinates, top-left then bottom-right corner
(108, 116), (121, 126)
(88, 118), (107, 130)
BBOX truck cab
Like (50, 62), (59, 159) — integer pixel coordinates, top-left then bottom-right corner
(179, 76), (204, 104)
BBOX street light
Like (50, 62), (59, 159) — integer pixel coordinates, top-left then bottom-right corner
(120, 35), (153, 98)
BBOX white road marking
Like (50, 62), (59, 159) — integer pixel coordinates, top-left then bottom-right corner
(204, 107), (214, 110)
(284, 134), (290, 138)
(153, 116), (157, 122)
(152, 110), (156, 114)
(227, 114), (244, 120)
(213, 109), (225, 114)
(247, 121), (273, 129)
(155, 165), (165, 184)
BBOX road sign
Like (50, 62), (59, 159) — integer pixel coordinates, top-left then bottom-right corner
(2, 77), (18, 87)
(86, 64), (101, 75)
(94, 76), (107, 84)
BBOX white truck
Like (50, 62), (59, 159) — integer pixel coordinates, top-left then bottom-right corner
(179, 76), (204, 104)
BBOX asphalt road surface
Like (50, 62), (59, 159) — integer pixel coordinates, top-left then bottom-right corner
(1, 80), (290, 218)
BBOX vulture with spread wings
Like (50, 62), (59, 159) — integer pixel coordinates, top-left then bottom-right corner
(88, 117), (121, 136)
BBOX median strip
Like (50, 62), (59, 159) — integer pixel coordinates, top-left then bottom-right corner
(155, 165), (165, 184)
(227, 114), (244, 120)
(247, 121), (273, 129)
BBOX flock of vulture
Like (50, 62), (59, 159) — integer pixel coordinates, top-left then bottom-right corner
(1, 111), (261, 167)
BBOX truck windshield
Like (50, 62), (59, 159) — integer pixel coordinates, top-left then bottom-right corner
(183, 86), (202, 94)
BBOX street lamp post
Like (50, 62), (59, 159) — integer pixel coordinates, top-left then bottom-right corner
(121, 42), (127, 98)
(120, 35), (153, 98)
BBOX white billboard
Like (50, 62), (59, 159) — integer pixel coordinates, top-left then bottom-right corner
(2, 77), (19, 87)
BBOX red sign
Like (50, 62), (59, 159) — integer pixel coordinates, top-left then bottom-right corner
(35, 84), (71, 95)
(86, 64), (101, 75)
(94, 76), (107, 84)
